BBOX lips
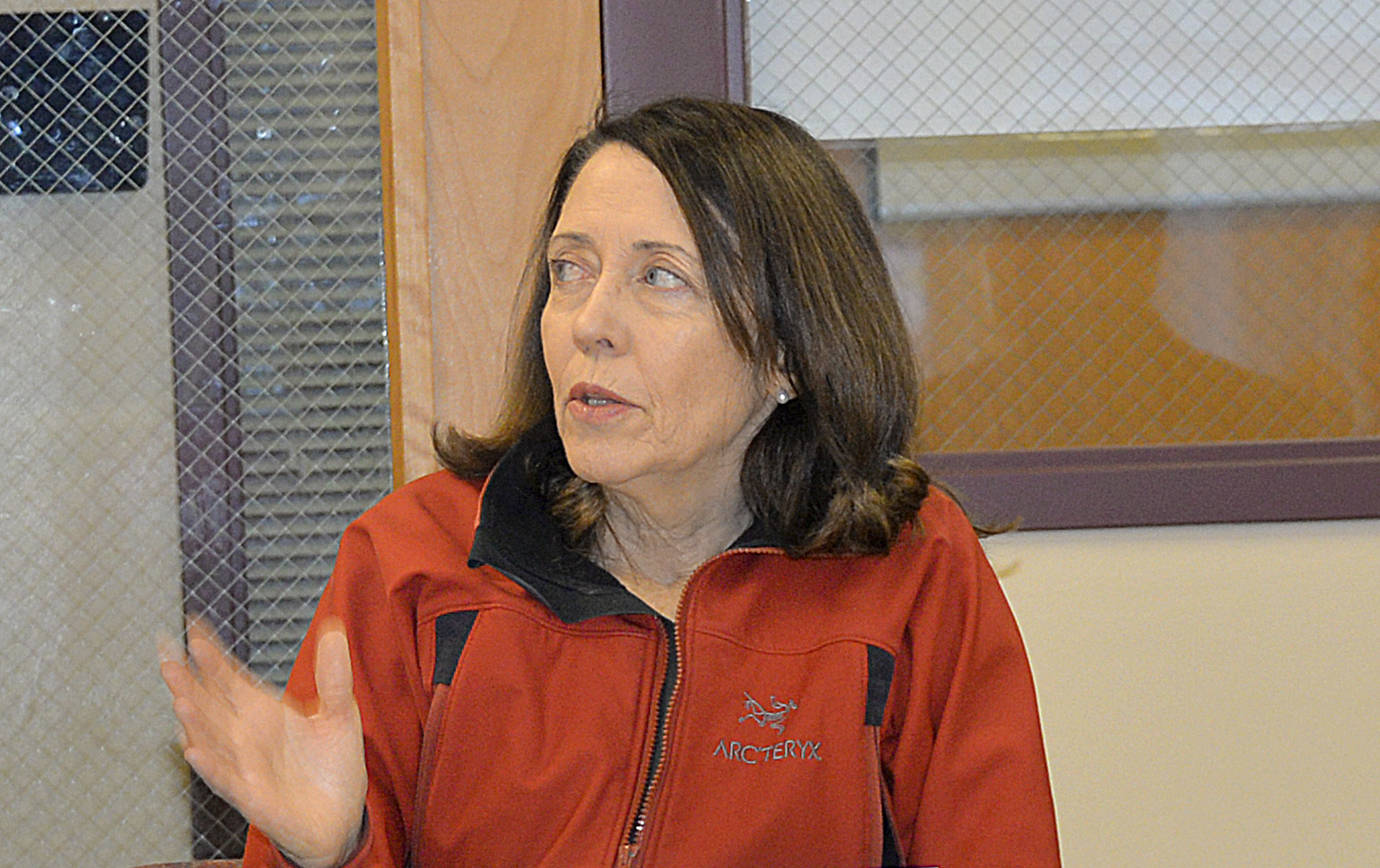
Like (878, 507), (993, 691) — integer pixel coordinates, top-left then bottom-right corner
(564, 382), (637, 424)
(568, 382), (633, 408)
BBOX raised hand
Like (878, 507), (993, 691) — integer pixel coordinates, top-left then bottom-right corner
(160, 618), (367, 868)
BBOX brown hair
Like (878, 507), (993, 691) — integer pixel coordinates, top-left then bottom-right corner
(435, 97), (929, 556)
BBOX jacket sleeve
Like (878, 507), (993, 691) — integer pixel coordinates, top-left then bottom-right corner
(242, 514), (429, 868)
(883, 498), (1061, 867)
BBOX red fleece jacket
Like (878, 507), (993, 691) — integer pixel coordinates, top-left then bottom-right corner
(246, 439), (1059, 867)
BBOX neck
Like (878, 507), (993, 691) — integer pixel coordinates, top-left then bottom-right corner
(598, 484), (754, 588)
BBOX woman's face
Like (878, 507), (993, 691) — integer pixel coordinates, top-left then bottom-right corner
(541, 143), (781, 515)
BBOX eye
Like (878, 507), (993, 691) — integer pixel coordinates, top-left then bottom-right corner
(643, 265), (686, 289)
(549, 258), (585, 284)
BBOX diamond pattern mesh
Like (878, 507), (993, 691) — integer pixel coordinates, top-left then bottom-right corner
(750, 0), (1380, 453)
(1, 1), (386, 862)
(0, 10), (149, 192)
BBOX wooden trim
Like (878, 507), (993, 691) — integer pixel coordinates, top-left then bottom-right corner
(412, 1), (601, 478)
(377, 0), (436, 485)
(380, 1), (599, 484)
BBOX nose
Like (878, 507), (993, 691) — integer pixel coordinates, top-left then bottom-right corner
(569, 272), (627, 355)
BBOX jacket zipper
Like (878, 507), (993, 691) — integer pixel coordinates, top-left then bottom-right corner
(618, 615), (679, 865)
(615, 546), (783, 865)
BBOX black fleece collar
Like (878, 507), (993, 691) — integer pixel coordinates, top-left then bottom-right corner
(466, 418), (781, 624)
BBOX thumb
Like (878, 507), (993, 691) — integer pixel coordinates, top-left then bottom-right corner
(313, 621), (356, 717)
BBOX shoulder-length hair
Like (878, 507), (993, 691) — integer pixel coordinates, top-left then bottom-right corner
(436, 97), (929, 556)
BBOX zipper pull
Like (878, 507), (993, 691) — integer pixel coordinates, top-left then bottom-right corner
(617, 841), (640, 866)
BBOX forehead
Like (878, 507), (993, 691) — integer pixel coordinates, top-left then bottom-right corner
(553, 143), (696, 246)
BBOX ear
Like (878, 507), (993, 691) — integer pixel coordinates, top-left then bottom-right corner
(767, 338), (798, 401)
(767, 369), (794, 405)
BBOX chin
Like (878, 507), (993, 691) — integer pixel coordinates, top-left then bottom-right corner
(561, 444), (635, 490)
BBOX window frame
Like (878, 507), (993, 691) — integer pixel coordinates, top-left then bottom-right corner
(159, 4), (255, 857)
(600, 0), (1380, 529)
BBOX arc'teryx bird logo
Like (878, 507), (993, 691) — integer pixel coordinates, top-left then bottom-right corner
(738, 690), (797, 734)
(714, 690), (821, 764)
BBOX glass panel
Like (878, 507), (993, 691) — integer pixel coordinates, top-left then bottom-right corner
(749, 0), (1380, 454)
(0, 10), (149, 193)
(0, 1), (388, 862)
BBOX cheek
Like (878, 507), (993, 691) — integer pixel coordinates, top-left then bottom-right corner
(640, 339), (701, 414)
(650, 343), (759, 433)
(539, 307), (564, 376)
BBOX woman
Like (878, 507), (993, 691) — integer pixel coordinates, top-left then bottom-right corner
(161, 97), (1060, 867)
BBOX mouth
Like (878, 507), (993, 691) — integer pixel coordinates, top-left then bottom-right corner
(567, 382), (633, 409)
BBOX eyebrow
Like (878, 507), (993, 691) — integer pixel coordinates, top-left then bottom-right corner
(548, 231), (593, 249)
(632, 240), (699, 260)
(548, 232), (700, 262)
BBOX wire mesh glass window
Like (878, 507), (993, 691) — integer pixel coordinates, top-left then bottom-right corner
(749, 0), (1380, 456)
(0, 10), (149, 193)
(1, 1), (387, 862)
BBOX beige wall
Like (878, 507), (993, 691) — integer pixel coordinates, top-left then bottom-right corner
(0, 3), (189, 864)
(992, 518), (1380, 866)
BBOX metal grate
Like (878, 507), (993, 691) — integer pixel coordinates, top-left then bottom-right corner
(0, 0), (387, 863)
(749, 0), (1380, 454)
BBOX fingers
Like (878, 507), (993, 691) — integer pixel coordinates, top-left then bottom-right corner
(159, 628), (219, 726)
(157, 634), (192, 707)
(159, 619), (257, 767)
(185, 619), (256, 702)
(162, 663), (235, 769)
(167, 678), (242, 801)
(157, 635), (193, 752)
(158, 621), (269, 811)
(163, 621), (242, 716)
(158, 616), (369, 862)
(313, 619), (356, 719)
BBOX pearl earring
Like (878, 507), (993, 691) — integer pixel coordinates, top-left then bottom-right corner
(776, 389), (791, 405)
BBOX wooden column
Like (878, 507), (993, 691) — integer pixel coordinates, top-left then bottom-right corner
(378, 0), (603, 483)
